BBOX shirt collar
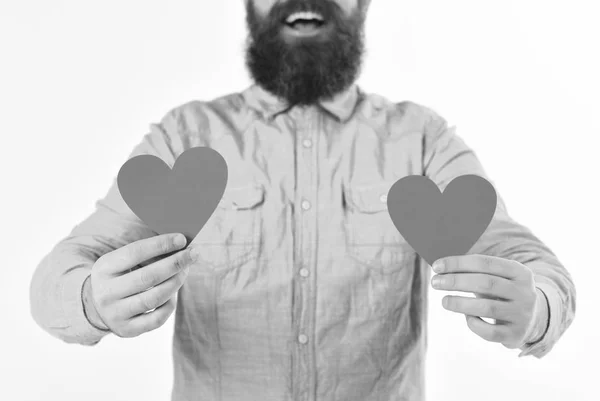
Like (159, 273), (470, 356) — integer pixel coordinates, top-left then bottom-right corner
(242, 82), (361, 123)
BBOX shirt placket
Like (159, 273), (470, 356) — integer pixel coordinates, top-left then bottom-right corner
(292, 106), (318, 401)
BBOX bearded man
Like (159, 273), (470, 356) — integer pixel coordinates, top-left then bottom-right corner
(30, 1), (576, 400)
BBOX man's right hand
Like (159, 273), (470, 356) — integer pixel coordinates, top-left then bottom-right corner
(83, 233), (198, 338)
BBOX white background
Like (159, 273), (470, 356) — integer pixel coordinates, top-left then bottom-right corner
(1, 0), (598, 400)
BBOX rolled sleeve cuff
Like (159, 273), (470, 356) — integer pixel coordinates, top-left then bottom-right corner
(60, 269), (111, 345)
(518, 279), (562, 358)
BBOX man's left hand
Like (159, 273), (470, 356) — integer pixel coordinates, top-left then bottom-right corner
(431, 254), (547, 349)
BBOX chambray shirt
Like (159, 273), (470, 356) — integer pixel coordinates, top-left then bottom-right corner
(30, 82), (576, 401)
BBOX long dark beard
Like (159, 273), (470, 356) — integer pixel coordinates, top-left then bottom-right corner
(244, 0), (366, 107)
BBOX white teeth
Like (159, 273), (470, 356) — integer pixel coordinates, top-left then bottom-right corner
(285, 11), (324, 24)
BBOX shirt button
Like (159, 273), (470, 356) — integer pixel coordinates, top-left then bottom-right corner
(379, 193), (388, 203)
(298, 334), (309, 344)
(301, 200), (311, 210)
(299, 268), (310, 277)
(302, 138), (312, 148)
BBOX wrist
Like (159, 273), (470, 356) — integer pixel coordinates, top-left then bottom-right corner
(525, 287), (549, 344)
(82, 275), (110, 331)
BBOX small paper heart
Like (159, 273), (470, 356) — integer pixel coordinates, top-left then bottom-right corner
(117, 147), (228, 244)
(387, 174), (497, 266)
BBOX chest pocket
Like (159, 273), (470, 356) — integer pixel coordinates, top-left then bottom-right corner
(190, 184), (265, 273)
(343, 181), (416, 273)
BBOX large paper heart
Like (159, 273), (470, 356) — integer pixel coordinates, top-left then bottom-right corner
(117, 147), (228, 244)
(387, 174), (497, 266)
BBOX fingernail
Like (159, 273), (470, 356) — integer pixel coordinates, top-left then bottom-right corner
(174, 234), (187, 247)
(431, 275), (441, 288)
(432, 260), (444, 273)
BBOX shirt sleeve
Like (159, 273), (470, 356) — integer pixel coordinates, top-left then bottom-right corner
(29, 108), (185, 346)
(421, 106), (576, 359)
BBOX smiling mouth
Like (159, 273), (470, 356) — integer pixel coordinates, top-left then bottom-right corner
(281, 11), (329, 36)
(285, 19), (325, 29)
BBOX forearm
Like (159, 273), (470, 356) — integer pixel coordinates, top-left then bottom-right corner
(29, 243), (112, 345)
(29, 108), (183, 344)
(421, 107), (576, 358)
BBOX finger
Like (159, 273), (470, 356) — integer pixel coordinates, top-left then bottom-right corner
(121, 297), (177, 337)
(110, 245), (196, 299)
(434, 254), (524, 281)
(117, 266), (189, 318)
(464, 315), (512, 344)
(431, 273), (518, 301)
(100, 233), (188, 275)
(472, 295), (499, 324)
(442, 295), (517, 321)
(127, 252), (177, 274)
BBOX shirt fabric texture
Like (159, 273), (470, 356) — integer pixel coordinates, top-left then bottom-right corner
(30, 82), (576, 401)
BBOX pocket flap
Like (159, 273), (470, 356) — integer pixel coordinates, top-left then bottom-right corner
(219, 184), (265, 210)
(345, 182), (392, 213)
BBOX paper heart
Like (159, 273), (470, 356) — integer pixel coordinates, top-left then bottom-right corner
(117, 147), (228, 244)
(386, 174), (497, 266)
